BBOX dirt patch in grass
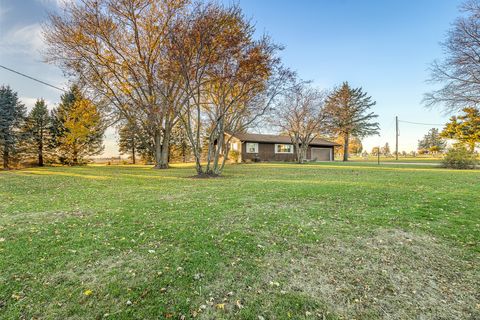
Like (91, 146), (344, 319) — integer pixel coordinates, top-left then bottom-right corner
(263, 229), (479, 319)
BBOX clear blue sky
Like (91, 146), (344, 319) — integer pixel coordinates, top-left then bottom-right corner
(0, 0), (463, 155)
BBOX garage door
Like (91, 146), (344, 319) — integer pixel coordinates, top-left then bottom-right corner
(311, 148), (331, 161)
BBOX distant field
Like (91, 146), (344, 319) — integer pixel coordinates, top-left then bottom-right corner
(0, 163), (479, 319)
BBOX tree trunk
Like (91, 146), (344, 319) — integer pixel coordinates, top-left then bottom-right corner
(153, 129), (169, 169)
(211, 131), (224, 175)
(296, 143), (304, 164)
(38, 141), (44, 167)
(3, 147), (8, 169)
(72, 146), (78, 165)
(194, 152), (202, 175)
(301, 145), (308, 163)
(343, 133), (350, 162)
(159, 139), (169, 169)
(182, 143), (186, 163)
(132, 144), (136, 164)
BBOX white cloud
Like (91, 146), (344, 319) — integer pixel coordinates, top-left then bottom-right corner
(35, 0), (75, 8)
(0, 23), (46, 56)
(20, 97), (54, 112)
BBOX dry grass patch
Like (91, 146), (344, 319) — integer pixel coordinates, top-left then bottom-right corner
(195, 229), (479, 319)
(263, 229), (479, 319)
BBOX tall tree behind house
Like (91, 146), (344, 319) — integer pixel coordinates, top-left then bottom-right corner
(324, 82), (379, 161)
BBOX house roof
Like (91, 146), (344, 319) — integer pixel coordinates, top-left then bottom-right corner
(230, 132), (340, 146)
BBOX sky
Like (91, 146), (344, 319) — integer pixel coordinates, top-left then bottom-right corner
(0, 0), (463, 156)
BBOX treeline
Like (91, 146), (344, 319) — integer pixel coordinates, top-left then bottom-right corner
(0, 85), (104, 169)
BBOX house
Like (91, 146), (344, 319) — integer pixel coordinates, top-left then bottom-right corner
(226, 132), (340, 162)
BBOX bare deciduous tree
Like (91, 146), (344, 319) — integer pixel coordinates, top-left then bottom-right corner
(424, 0), (480, 112)
(271, 84), (327, 163)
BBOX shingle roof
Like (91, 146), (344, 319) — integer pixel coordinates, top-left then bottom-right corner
(230, 132), (340, 146)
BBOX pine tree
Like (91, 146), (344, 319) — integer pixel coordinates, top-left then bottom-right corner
(324, 82), (380, 161)
(52, 86), (105, 164)
(118, 122), (139, 164)
(24, 99), (51, 166)
(418, 128), (447, 154)
(0, 86), (26, 169)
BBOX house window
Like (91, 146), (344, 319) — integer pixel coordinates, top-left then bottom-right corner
(275, 144), (293, 154)
(246, 142), (258, 153)
(230, 142), (238, 151)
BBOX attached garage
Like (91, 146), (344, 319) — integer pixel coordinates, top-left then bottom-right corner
(310, 147), (332, 161)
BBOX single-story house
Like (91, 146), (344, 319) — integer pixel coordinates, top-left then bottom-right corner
(226, 132), (340, 162)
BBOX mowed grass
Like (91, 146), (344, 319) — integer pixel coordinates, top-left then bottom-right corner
(0, 163), (479, 319)
(346, 156), (444, 164)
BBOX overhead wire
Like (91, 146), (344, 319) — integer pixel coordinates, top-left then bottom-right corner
(0, 64), (67, 93)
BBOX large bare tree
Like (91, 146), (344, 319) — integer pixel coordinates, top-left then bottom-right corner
(169, 3), (292, 176)
(271, 84), (327, 163)
(424, 0), (480, 112)
(43, 0), (187, 168)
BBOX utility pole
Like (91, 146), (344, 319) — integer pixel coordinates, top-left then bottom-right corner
(395, 116), (399, 160)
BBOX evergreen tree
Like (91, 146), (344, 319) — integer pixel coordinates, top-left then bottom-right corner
(324, 82), (380, 161)
(50, 85), (79, 152)
(381, 142), (391, 156)
(118, 122), (140, 164)
(0, 86), (26, 169)
(52, 86), (105, 164)
(441, 107), (480, 152)
(24, 99), (51, 166)
(169, 123), (192, 163)
(418, 128), (447, 154)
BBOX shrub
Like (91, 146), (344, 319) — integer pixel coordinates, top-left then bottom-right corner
(228, 150), (240, 163)
(441, 145), (478, 169)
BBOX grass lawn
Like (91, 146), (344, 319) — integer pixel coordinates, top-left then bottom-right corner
(0, 163), (479, 319)
(346, 156), (444, 164)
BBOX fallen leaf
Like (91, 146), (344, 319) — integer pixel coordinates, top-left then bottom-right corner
(235, 300), (244, 309)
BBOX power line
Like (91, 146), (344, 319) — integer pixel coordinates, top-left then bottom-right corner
(398, 119), (443, 126)
(0, 64), (67, 93)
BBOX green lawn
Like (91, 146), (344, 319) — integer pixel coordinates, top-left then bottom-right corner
(0, 163), (479, 319)
(346, 156), (444, 163)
